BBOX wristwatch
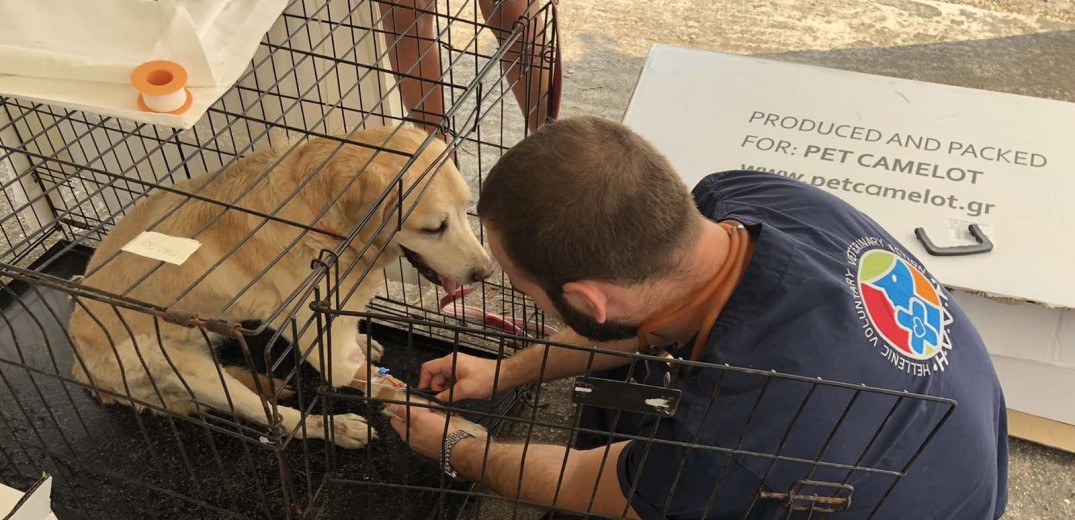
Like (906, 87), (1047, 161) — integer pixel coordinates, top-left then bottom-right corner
(441, 430), (475, 479)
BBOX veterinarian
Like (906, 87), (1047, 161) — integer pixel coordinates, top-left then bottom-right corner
(387, 116), (1008, 519)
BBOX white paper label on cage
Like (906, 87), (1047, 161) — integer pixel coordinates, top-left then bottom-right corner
(644, 398), (673, 413)
(121, 231), (201, 265)
(947, 219), (995, 245)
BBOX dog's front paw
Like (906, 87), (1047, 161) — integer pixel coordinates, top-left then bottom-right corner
(329, 413), (378, 449)
(363, 337), (385, 362)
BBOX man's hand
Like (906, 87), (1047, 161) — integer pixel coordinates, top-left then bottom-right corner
(419, 353), (504, 402)
(386, 403), (453, 460)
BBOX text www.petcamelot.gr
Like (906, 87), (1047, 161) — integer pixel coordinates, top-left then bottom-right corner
(741, 165), (996, 217)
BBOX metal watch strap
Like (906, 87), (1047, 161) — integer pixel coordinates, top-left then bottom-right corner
(441, 430), (474, 479)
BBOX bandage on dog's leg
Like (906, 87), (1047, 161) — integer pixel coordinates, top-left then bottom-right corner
(348, 362), (385, 393)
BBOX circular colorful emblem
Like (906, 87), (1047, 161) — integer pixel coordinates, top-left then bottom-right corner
(856, 249), (944, 361)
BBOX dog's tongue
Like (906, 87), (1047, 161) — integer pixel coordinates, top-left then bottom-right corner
(440, 277), (460, 294)
(439, 279), (475, 309)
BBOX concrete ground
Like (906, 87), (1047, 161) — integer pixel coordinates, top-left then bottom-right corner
(483, 0), (1075, 518)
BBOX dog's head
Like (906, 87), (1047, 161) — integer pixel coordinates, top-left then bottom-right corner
(296, 126), (493, 291)
(392, 154), (494, 292)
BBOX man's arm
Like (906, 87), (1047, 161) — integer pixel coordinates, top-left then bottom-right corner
(451, 437), (641, 518)
(389, 405), (641, 517)
(420, 328), (640, 401)
(499, 328), (639, 387)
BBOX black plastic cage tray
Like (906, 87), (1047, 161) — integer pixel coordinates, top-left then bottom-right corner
(0, 241), (520, 520)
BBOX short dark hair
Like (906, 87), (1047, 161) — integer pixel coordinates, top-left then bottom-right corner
(477, 116), (700, 292)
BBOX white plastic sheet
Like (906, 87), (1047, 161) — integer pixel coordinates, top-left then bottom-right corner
(0, 0), (288, 128)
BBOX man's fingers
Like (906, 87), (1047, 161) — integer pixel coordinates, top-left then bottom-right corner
(435, 385), (465, 402)
(418, 363), (438, 389)
(419, 355), (453, 389)
(430, 374), (450, 392)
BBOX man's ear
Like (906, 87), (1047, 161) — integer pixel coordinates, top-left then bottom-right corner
(562, 280), (610, 324)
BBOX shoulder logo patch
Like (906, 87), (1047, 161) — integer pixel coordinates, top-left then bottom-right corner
(845, 237), (953, 377)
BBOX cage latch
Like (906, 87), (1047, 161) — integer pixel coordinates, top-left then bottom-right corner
(757, 480), (853, 513)
(161, 309), (197, 328)
(199, 318), (242, 336)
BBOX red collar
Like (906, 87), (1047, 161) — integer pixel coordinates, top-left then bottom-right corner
(305, 199), (346, 240)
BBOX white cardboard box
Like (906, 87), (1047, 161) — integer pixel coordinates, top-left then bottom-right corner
(621, 44), (1075, 449)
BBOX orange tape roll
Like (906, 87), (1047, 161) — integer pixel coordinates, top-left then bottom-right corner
(131, 60), (193, 114)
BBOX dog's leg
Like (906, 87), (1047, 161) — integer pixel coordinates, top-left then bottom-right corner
(282, 292), (374, 391)
(224, 366), (296, 401)
(340, 277), (385, 363)
(330, 276), (395, 395)
(361, 331), (384, 363)
(313, 274), (387, 390)
(327, 313), (369, 387)
(277, 292), (356, 386)
(180, 352), (377, 448)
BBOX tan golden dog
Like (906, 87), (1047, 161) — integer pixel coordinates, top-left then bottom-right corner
(68, 126), (492, 448)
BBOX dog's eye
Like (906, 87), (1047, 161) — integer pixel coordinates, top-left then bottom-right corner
(422, 220), (448, 234)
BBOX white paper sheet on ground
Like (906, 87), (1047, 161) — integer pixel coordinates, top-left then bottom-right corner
(0, 473), (56, 520)
(0, 0), (288, 129)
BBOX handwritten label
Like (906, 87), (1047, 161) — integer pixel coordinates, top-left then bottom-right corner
(120, 231), (201, 265)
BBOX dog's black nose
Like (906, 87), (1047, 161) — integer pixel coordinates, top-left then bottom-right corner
(469, 266), (493, 283)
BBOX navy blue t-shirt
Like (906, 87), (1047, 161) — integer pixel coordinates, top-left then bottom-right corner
(615, 171), (1008, 519)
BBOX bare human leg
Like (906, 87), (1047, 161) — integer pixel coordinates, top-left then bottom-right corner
(479, 0), (555, 133)
(379, 0), (446, 134)
(378, 0), (555, 135)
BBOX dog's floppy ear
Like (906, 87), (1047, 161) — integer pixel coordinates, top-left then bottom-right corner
(340, 164), (404, 250)
(306, 127), (441, 250)
(339, 129), (444, 248)
(286, 136), (401, 250)
(324, 160), (404, 253)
